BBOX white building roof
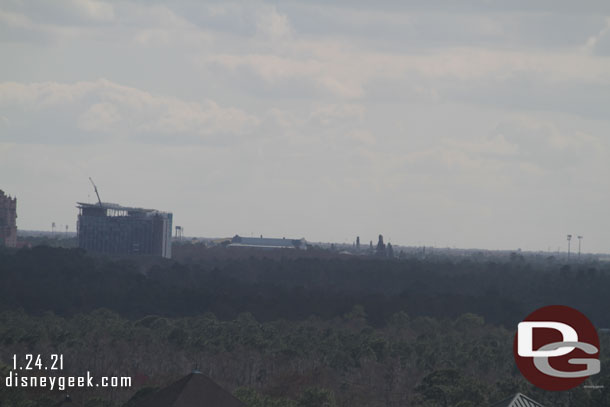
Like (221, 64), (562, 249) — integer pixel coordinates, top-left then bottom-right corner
(490, 393), (546, 407)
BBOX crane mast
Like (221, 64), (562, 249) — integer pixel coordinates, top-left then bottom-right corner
(89, 177), (103, 207)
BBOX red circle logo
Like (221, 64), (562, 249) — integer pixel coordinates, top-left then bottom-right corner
(513, 305), (600, 391)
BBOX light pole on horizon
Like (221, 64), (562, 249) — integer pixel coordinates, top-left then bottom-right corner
(567, 234), (572, 262)
(578, 236), (583, 261)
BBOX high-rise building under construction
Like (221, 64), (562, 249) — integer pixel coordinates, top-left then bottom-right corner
(77, 202), (172, 258)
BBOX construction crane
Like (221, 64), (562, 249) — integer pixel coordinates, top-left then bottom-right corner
(89, 177), (103, 207)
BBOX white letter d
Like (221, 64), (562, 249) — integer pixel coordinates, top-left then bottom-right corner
(518, 321), (578, 357)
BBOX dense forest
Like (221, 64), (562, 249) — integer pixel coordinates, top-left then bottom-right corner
(0, 245), (609, 406)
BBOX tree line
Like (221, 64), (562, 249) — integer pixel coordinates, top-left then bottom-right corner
(1, 246), (610, 406)
(0, 246), (609, 328)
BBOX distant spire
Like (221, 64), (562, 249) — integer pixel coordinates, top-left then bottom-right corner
(376, 234), (386, 257)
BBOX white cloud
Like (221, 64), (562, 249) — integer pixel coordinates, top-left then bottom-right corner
(0, 79), (260, 144)
(584, 17), (610, 55)
(78, 102), (121, 131)
(64, 0), (115, 22)
(206, 52), (367, 98)
(310, 103), (364, 125)
(493, 119), (607, 170)
(0, 9), (32, 28)
(256, 6), (292, 40)
(206, 38), (610, 104)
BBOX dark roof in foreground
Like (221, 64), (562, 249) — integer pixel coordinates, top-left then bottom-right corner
(490, 393), (546, 407)
(132, 372), (246, 407)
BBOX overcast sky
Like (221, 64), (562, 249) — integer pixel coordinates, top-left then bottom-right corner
(1, 1), (610, 253)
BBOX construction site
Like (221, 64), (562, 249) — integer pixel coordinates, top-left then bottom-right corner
(77, 180), (173, 258)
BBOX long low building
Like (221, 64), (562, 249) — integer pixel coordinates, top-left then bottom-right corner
(77, 202), (172, 258)
(228, 235), (306, 250)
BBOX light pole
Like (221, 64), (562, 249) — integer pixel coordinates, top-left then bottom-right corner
(567, 234), (572, 262)
(577, 236), (583, 261)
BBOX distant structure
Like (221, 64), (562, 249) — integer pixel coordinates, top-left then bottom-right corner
(387, 242), (394, 258)
(175, 226), (184, 241)
(376, 234), (386, 257)
(0, 190), (17, 248)
(229, 235), (306, 250)
(77, 202), (173, 258)
(356, 236), (360, 250)
(567, 234), (572, 261)
(77, 179), (172, 258)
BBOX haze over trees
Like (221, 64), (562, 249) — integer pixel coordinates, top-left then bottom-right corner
(0, 245), (609, 406)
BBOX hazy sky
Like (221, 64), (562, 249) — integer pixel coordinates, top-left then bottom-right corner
(1, 1), (610, 252)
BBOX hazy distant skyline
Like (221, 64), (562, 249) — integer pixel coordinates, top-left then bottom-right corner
(1, 1), (610, 252)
